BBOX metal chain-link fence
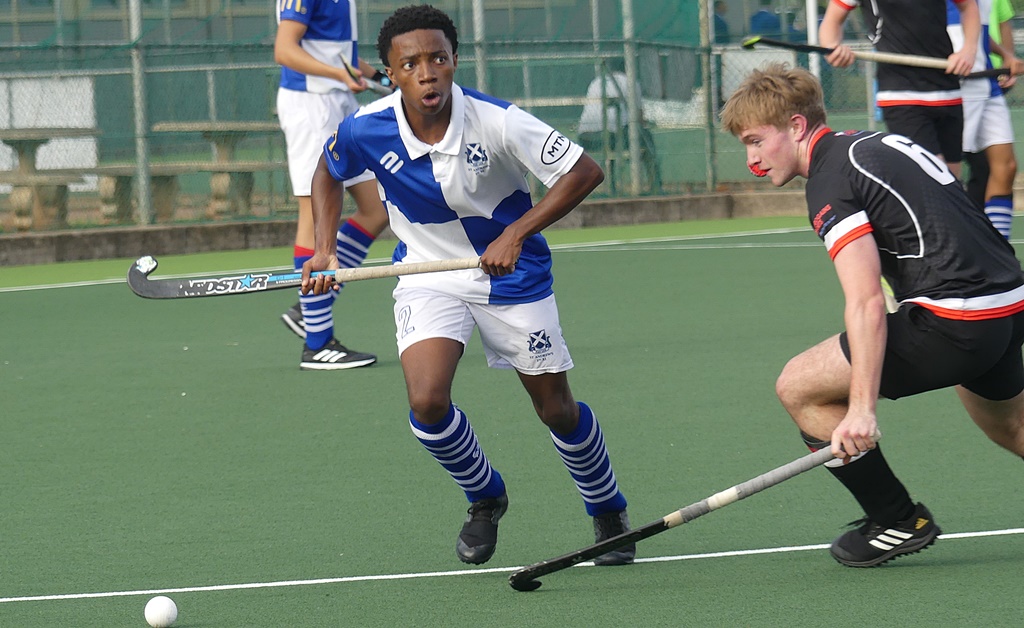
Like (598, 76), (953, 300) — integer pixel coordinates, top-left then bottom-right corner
(1, 0), (1022, 232)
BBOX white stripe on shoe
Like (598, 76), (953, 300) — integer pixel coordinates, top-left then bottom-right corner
(868, 529), (914, 551)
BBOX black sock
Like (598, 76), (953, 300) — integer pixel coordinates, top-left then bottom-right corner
(800, 432), (914, 526)
(963, 151), (989, 211)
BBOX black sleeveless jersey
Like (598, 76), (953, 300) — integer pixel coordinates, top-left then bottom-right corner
(836, 0), (962, 105)
(805, 128), (1024, 320)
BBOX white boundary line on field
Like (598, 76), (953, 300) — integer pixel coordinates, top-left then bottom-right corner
(0, 227), (814, 294)
(548, 226), (812, 251)
(2, 528), (1021, 603)
(3, 228), (1023, 295)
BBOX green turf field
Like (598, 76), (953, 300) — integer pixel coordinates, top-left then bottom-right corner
(2, 216), (1023, 627)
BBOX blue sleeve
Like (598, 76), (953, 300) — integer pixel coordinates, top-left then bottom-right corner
(278, 0), (312, 26)
(322, 115), (369, 182)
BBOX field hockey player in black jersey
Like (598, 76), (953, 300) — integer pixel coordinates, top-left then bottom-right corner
(722, 62), (1024, 568)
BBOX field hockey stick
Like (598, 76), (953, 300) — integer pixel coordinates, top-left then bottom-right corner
(340, 55), (395, 96)
(508, 446), (836, 592)
(127, 255), (480, 299)
(742, 36), (1009, 79)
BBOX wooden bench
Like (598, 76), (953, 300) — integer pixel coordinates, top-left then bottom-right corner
(151, 121), (286, 218)
(0, 127), (100, 230)
(49, 164), (197, 224)
(195, 161), (288, 218)
(48, 161), (287, 223)
(0, 171), (87, 231)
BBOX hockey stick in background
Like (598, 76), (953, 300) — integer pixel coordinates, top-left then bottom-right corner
(127, 255), (480, 299)
(508, 446), (837, 592)
(742, 36), (1010, 79)
(340, 54), (395, 96)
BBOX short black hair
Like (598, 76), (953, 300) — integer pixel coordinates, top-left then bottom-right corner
(377, 5), (459, 68)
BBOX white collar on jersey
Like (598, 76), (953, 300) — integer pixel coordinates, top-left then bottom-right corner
(393, 83), (466, 160)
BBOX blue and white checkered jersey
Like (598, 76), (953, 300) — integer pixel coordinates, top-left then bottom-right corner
(947, 0), (1000, 99)
(277, 0), (358, 94)
(322, 84), (584, 305)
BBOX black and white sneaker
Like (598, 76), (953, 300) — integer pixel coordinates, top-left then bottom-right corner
(281, 303), (306, 339)
(300, 338), (376, 370)
(830, 502), (941, 567)
(456, 493), (509, 565)
(592, 509), (636, 566)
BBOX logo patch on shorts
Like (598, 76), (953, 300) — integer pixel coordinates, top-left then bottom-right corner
(528, 330), (553, 354)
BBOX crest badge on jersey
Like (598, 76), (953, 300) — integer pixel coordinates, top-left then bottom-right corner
(465, 143), (490, 175)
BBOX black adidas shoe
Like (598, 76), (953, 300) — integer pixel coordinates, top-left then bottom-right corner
(830, 502), (941, 568)
(592, 510), (636, 566)
(300, 337), (376, 370)
(456, 493), (509, 565)
(281, 303), (306, 339)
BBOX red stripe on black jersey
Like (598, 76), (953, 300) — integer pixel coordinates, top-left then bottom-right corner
(805, 130), (1024, 320)
(845, 0), (962, 98)
(877, 98), (963, 107)
(828, 222), (874, 260)
(917, 300), (1024, 321)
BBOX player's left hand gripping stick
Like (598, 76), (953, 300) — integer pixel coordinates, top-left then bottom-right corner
(508, 447), (837, 592)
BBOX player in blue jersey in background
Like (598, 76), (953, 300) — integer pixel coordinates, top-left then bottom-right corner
(301, 4), (635, 566)
(275, 0), (391, 370)
(947, 0), (1023, 238)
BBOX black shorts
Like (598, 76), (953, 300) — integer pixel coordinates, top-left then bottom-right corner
(881, 104), (964, 163)
(839, 305), (1024, 401)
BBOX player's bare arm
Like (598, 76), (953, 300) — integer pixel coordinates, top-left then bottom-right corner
(831, 235), (887, 459)
(301, 155), (345, 295)
(991, 31), (1024, 88)
(479, 154), (604, 276)
(948, 0), (981, 75)
(818, 4), (856, 68)
(274, 20), (367, 93)
(356, 58), (385, 83)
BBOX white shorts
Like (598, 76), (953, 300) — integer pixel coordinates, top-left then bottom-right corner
(393, 288), (574, 375)
(277, 87), (358, 196)
(961, 94), (1015, 153)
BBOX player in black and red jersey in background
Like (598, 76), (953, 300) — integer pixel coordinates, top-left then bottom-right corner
(819, 0), (979, 178)
(722, 63), (1024, 568)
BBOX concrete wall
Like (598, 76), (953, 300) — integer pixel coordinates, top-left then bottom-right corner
(0, 191), (807, 267)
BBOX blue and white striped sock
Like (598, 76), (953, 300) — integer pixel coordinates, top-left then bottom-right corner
(984, 195), (1014, 240)
(336, 218), (375, 270)
(294, 245), (337, 352)
(299, 219), (376, 351)
(550, 402), (627, 516)
(409, 404), (506, 502)
(295, 218), (377, 351)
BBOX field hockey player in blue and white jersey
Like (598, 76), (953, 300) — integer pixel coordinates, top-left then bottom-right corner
(301, 4), (636, 567)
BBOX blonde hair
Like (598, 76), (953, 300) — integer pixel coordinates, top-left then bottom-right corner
(721, 63), (826, 135)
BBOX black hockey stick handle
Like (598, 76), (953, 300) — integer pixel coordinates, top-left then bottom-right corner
(742, 36), (1009, 79)
(508, 447), (836, 592)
